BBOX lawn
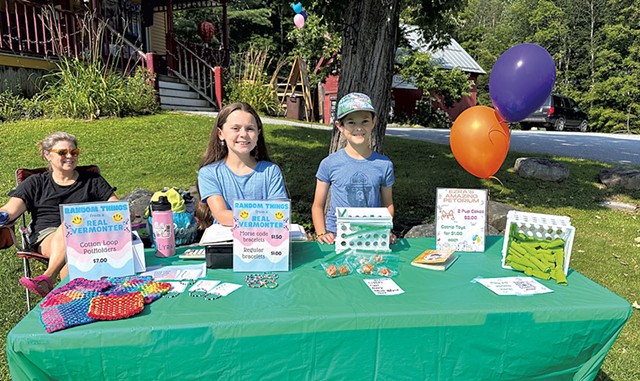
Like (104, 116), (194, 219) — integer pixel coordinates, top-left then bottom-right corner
(0, 113), (638, 380)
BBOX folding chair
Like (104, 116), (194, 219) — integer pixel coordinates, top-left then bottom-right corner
(9, 165), (100, 311)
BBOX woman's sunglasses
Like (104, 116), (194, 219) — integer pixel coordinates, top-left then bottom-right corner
(48, 148), (80, 157)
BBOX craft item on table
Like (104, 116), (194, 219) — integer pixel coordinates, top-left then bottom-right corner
(87, 292), (145, 320)
(40, 278), (113, 308)
(411, 249), (459, 271)
(245, 272), (279, 288)
(320, 255), (352, 278)
(334, 207), (393, 254)
(39, 276), (171, 333)
(352, 253), (399, 277)
(103, 275), (171, 303)
(501, 211), (575, 285)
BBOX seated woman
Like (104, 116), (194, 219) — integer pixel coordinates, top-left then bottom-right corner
(197, 102), (288, 228)
(0, 132), (117, 297)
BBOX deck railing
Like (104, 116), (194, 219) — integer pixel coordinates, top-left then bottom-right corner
(0, 0), (149, 74)
(168, 37), (222, 109)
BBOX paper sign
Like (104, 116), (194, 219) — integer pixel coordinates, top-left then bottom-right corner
(475, 277), (554, 296)
(62, 201), (134, 280)
(232, 200), (291, 272)
(364, 278), (405, 296)
(140, 263), (207, 281)
(436, 188), (487, 252)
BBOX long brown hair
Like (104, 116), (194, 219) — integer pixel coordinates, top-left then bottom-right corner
(196, 102), (273, 229)
(199, 102), (271, 168)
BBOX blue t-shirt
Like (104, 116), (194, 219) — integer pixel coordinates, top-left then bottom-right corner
(198, 160), (288, 214)
(316, 149), (394, 233)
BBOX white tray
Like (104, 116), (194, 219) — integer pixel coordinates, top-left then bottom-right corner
(501, 211), (575, 275)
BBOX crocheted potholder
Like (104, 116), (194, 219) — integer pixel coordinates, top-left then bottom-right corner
(41, 278), (113, 309)
(104, 275), (171, 303)
(40, 297), (95, 333)
(88, 292), (145, 320)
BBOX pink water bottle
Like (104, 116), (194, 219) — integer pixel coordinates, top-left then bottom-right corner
(151, 196), (175, 257)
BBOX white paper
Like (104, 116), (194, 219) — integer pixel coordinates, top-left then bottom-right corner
(475, 277), (554, 296)
(189, 280), (221, 292)
(364, 278), (405, 296)
(210, 282), (242, 296)
(199, 224), (234, 245)
(200, 223), (307, 244)
(166, 281), (189, 293)
(140, 263), (206, 281)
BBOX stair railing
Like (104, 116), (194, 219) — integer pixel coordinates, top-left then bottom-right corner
(167, 37), (221, 109)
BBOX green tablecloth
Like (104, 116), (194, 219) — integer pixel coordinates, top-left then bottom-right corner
(6, 237), (631, 380)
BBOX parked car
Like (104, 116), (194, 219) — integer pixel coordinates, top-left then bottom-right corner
(519, 94), (588, 132)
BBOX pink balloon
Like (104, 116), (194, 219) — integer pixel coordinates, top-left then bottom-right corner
(294, 14), (305, 29)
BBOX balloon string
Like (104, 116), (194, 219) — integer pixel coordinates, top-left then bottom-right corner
(486, 176), (505, 192)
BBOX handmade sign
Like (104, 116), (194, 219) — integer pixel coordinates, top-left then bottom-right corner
(435, 188), (488, 252)
(232, 200), (291, 272)
(62, 201), (135, 280)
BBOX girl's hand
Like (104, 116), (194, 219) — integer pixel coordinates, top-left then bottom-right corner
(316, 232), (335, 244)
(390, 231), (397, 245)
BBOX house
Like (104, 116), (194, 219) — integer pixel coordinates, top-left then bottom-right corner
(318, 26), (485, 124)
(0, 0), (227, 110)
(394, 25), (486, 122)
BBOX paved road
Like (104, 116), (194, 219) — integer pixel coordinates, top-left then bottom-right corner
(187, 112), (640, 166)
(384, 128), (640, 166)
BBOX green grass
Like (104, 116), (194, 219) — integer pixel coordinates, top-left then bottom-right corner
(1, 113), (639, 380)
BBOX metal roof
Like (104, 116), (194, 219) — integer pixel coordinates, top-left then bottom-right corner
(402, 25), (486, 75)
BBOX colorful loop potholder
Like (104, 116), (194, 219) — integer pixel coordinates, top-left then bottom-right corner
(40, 297), (95, 333)
(40, 278), (112, 309)
(88, 292), (145, 320)
(103, 275), (171, 303)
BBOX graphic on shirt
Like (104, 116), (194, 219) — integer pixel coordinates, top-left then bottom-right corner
(346, 172), (372, 207)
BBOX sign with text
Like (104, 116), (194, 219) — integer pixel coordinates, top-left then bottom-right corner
(435, 188), (488, 252)
(232, 200), (291, 272)
(62, 201), (135, 280)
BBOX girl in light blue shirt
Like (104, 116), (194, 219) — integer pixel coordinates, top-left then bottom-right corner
(197, 102), (288, 227)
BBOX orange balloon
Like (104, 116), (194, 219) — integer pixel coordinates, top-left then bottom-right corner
(450, 106), (511, 179)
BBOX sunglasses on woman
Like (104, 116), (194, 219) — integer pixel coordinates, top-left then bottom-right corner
(48, 148), (80, 157)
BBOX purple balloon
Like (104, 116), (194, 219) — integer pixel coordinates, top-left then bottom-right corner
(301, 10), (307, 21)
(489, 43), (556, 122)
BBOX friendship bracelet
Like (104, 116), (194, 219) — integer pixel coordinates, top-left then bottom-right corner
(245, 272), (279, 289)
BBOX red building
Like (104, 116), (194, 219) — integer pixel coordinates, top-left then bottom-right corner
(319, 28), (485, 125)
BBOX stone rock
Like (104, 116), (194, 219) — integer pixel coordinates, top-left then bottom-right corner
(598, 167), (640, 191)
(488, 201), (520, 233)
(514, 157), (570, 182)
(121, 188), (154, 227)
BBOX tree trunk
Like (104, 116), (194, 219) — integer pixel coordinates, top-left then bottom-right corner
(329, 0), (401, 154)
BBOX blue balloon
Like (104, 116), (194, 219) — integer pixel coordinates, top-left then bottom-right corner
(489, 43), (556, 122)
(292, 2), (303, 14)
(301, 10), (307, 21)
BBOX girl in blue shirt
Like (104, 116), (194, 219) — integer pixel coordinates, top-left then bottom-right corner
(197, 102), (288, 227)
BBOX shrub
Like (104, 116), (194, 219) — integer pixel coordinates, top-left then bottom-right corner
(0, 90), (42, 122)
(225, 47), (279, 115)
(118, 70), (159, 117)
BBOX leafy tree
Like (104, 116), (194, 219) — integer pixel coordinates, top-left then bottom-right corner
(314, 0), (466, 153)
(399, 50), (473, 109)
